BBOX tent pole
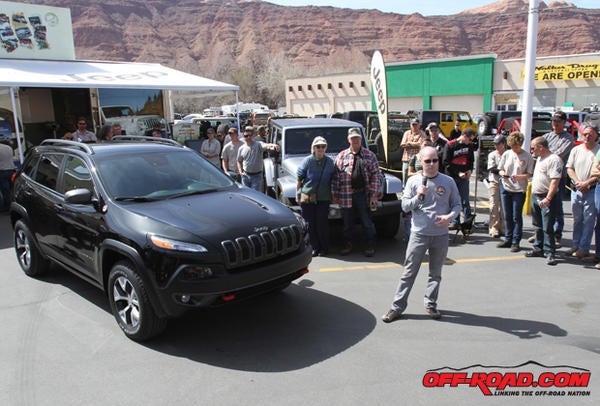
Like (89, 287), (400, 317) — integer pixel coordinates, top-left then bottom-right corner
(235, 90), (240, 131)
(10, 87), (24, 164)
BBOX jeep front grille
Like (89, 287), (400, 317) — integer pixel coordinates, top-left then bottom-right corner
(221, 225), (302, 268)
(142, 118), (161, 130)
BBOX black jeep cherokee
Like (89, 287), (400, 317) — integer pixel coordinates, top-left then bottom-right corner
(10, 138), (311, 341)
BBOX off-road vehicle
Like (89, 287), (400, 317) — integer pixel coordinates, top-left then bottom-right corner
(10, 137), (311, 341)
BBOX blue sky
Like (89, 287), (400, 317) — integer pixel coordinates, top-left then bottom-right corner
(267, 0), (598, 16)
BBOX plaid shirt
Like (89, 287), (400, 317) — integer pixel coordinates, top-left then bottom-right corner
(332, 147), (382, 208)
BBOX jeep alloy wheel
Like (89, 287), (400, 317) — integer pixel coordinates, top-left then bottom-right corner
(14, 220), (49, 277)
(108, 262), (166, 341)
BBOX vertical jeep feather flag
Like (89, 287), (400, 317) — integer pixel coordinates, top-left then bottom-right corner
(370, 51), (389, 162)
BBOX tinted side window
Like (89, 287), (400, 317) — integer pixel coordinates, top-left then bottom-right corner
(62, 156), (94, 193)
(34, 154), (62, 191)
(441, 113), (454, 123)
(21, 154), (40, 177)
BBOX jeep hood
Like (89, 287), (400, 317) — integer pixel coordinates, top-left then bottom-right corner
(122, 189), (297, 240)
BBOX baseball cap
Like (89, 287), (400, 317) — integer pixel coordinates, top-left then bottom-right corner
(410, 118), (420, 124)
(311, 136), (327, 148)
(426, 122), (439, 130)
(347, 128), (362, 138)
(493, 134), (506, 144)
(244, 126), (254, 132)
(552, 111), (567, 121)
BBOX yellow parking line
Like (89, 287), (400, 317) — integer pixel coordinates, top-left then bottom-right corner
(317, 255), (524, 272)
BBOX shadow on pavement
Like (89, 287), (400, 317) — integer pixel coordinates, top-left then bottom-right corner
(0, 214), (13, 250)
(146, 282), (376, 372)
(439, 310), (568, 339)
(34, 267), (377, 371)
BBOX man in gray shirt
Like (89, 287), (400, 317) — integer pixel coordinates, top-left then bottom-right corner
(383, 146), (461, 323)
(543, 111), (574, 247)
(237, 126), (279, 192)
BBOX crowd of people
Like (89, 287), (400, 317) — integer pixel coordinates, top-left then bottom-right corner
(489, 111), (600, 269)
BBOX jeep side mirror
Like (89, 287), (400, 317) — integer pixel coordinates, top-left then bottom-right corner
(65, 188), (94, 205)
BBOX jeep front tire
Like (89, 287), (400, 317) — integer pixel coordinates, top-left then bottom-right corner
(108, 261), (167, 341)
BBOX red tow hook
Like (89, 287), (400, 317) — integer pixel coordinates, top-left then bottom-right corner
(300, 268), (309, 275)
(221, 293), (236, 302)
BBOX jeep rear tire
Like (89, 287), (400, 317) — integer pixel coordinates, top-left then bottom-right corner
(108, 261), (167, 341)
(14, 220), (50, 277)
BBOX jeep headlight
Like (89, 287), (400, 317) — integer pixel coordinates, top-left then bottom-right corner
(150, 235), (207, 253)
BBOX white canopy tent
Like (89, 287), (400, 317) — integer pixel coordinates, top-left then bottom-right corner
(0, 58), (240, 161)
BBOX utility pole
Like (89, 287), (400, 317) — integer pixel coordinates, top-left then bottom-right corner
(521, 0), (539, 152)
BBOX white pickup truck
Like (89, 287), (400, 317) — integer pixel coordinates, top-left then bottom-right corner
(100, 105), (162, 136)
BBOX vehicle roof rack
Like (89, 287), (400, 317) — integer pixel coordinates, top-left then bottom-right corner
(41, 139), (94, 154)
(111, 135), (182, 147)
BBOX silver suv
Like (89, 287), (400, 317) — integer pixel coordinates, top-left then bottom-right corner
(264, 118), (404, 238)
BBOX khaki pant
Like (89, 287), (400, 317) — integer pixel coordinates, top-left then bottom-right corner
(488, 181), (504, 236)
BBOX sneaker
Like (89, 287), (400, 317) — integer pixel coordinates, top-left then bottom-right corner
(555, 237), (562, 248)
(382, 309), (403, 323)
(525, 250), (544, 258)
(497, 240), (512, 248)
(425, 307), (441, 320)
(527, 235), (536, 243)
(312, 249), (320, 257)
(364, 246), (375, 257)
(547, 255), (557, 266)
(595, 263), (600, 270)
(574, 249), (590, 259)
(568, 247), (579, 256)
(340, 242), (352, 256)
(510, 244), (520, 252)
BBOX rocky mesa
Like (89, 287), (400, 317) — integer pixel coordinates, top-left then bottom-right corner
(13, 0), (600, 79)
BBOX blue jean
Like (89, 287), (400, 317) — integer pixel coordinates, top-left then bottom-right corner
(0, 169), (12, 211)
(553, 177), (566, 239)
(571, 189), (596, 251)
(341, 191), (375, 245)
(594, 184), (600, 259)
(452, 177), (471, 224)
(500, 186), (526, 244)
(241, 172), (263, 192)
(300, 200), (330, 254)
(531, 194), (561, 256)
(391, 233), (449, 312)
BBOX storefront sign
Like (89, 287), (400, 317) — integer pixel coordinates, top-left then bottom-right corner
(529, 62), (600, 81)
(0, 0), (75, 60)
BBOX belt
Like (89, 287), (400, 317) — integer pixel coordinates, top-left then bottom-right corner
(246, 171), (263, 175)
(534, 193), (547, 198)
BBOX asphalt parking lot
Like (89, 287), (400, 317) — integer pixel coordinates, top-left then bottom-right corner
(1, 187), (599, 405)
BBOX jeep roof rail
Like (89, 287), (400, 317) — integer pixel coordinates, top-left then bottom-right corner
(41, 139), (94, 154)
(111, 135), (182, 147)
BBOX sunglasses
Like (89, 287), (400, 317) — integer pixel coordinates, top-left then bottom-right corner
(314, 145), (326, 149)
(423, 159), (439, 164)
(243, 134), (253, 137)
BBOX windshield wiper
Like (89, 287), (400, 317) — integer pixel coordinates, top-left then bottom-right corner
(167, 189), (218, 199)
(114, 196), (158, 202)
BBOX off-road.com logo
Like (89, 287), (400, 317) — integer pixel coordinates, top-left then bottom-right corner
(423, 361), (591, 396)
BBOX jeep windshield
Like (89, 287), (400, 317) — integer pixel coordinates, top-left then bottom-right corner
(95, 149), (235, 200)
(285, 127), (362, 154)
